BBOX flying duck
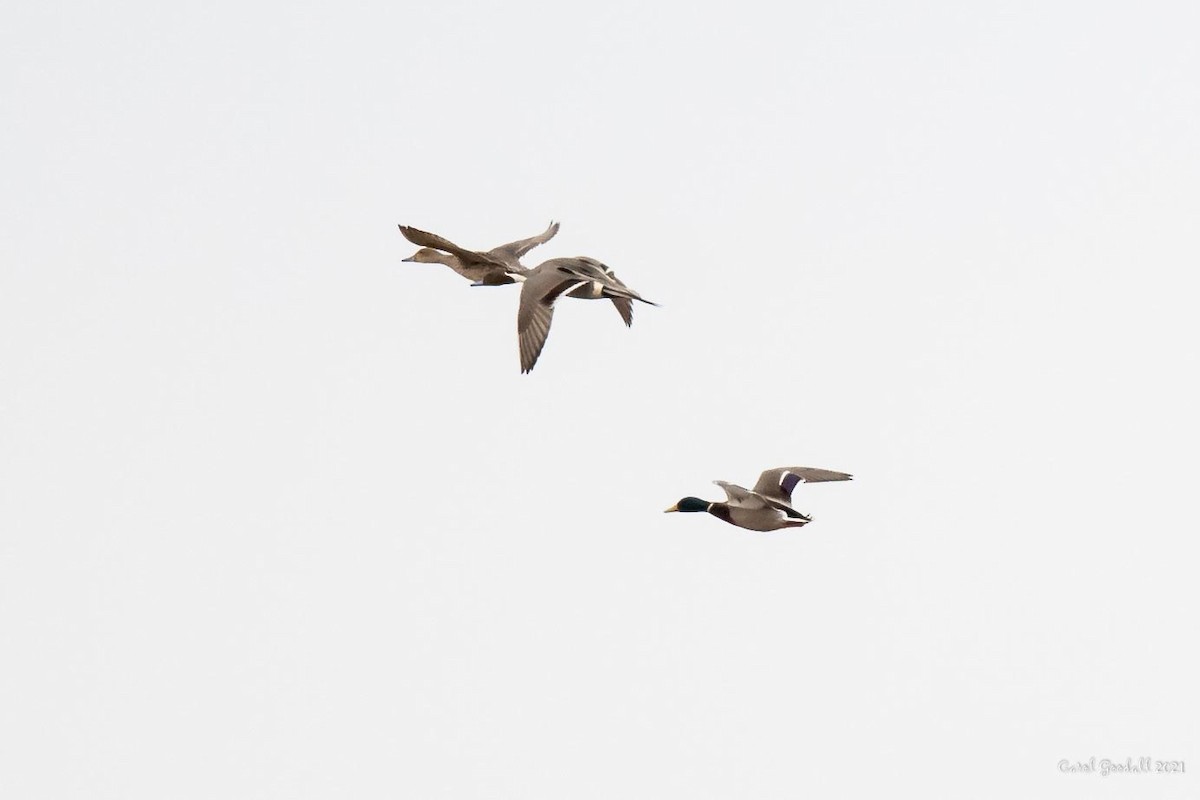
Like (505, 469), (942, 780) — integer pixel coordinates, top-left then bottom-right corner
(665, 466), (852, 531)
(398, 221), (558, 286)
(516, 256), (656, 373)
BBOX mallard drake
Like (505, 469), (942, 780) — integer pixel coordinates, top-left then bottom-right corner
(398, 221), (559, 286)
(516, 256), (657, 373)
(665, 466), (852, 531)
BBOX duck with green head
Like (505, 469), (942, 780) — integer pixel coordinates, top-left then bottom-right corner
(665, 466), (852, 532)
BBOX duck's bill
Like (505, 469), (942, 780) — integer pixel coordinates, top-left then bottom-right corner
(663, 503), (679, 513)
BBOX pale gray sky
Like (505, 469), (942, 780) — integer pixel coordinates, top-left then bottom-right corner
(2, 1), (1198, 798)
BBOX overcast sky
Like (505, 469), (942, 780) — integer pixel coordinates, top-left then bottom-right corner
(2, 1), (1198, 798)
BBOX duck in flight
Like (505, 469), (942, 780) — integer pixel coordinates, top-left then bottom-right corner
(516, 256), (656, 373)
(665, 466), (852, 531)
(398, 221), (558, 286)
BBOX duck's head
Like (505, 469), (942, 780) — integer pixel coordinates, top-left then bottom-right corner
(664, 497), (711, 514)
(402, 247), (452, 264)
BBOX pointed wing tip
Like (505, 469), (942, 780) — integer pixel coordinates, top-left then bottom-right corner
(785, 467), (855, 483)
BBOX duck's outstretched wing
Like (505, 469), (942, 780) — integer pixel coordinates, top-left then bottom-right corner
(489, 220), (559, 262)
(597, 264), (635, 326)
(516, 269), (586, 374)
(609, 296), (633, 327)
(752, 467), (853, 503)
(518, 299), (555, 374)
(397, 225), (509, 269)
